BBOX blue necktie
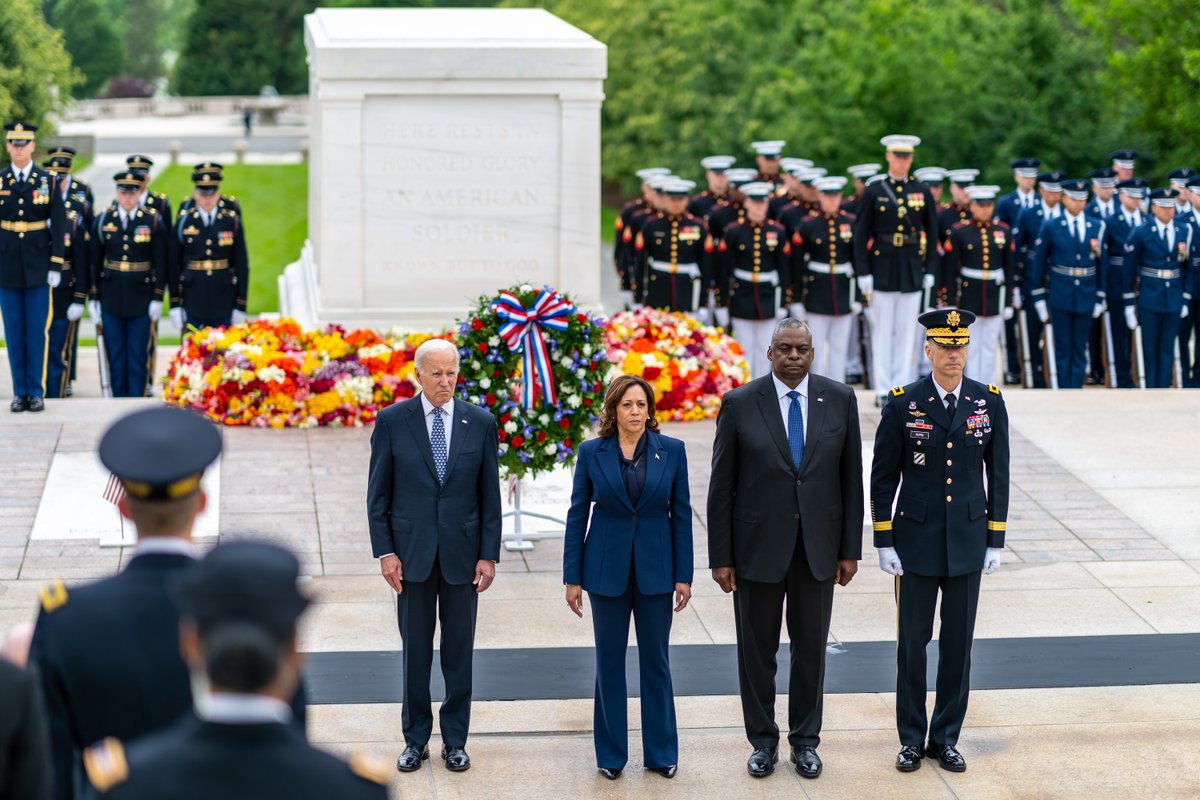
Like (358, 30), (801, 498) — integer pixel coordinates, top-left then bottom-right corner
(431, 406), (447, 484)
(786, 390), (804, 470)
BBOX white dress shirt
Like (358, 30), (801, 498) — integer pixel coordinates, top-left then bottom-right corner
(1017, 189), (1036, 208)
(1064, 211), (1087, 242)
(1155, 220), (1175, 251)
(11, 166), (28, 183)
(772, 372), (809, 444)
(933, 378), (964, 411)
(133, 537), (195, 558)
(420, 393), (454, 451)
(1097, 200), (1114, 218)
(199, 693), (293, 725)
(1042, 201), (1062, 220)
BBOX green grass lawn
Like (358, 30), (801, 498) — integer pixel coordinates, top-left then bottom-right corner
(151, 163), (307, 314)
(601, 205), (617, 246)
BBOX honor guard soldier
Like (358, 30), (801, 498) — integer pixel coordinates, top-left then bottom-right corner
(1028, 178), (1109, 388)
(770, 158), (814, 221)
(43, 157), (90, 399)
(1180, 175), (1200, 386)
(80, 542), (386, 800)
(1110, 149), (1138, 183)
(89, 171), (168, 397)
(178, 162), (243, 217)
(913, 166), (947, 204)
(169, 168), (250, 330)
(125, 155), (172, 222)
(936, 170), (979, 305)
(790, 176), (861, 383)
(29, 408), (223, 800)
(1167, 168), (1196, 224)
(1086, 169), (1118, 220)
(707, 167), (758, 244)
(943, 185), (1014, 384)
(1085, 169), (1121, 385)
(622, 174), (674, 304)
(776, 165), (822, 235)
(616, 169), (671, 307)
(996, 158), (1041, 228)
(0, 122), (67, 413)
(717, 182), (791, 378)
(750, 140), (787, 188)
(47, 146), (95, 226)
(688, 156), (736, 221)
(853, 134), (940, 406)
(1122, 188), (1194, 388)
(634, 179), (712, 318)
(871, 308), (1009, 776)
(1104, 178), (1147, 388)
(1011, 170), (1066, 388)
(842, 164), (881, 216)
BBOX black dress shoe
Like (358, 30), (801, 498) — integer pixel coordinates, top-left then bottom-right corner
(746, 746), (777, 778)
(396, 744), (428, 772)
(651, 765), (677, 778)
(27, 396), (44, 412)
(10, 396), (28, 413)
(926, 742), (966, 772)
(598, 767), (622, 780)
(790, 746), (822, 779)
(441, 745), (470, 772)
(895, 744), (924, 772)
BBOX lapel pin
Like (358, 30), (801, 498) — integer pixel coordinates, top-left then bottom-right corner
(654, 453), (660, 460)
(461, 419), (468, 425)
(817, 397), (824, 402)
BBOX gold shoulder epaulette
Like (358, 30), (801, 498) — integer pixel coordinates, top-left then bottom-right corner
(348, 751), (390, 785)
(39, 579), (68, 612)
(84, 737), (129, 792)
(988, 384), (1000, 395)
(890, 386), (905, 397)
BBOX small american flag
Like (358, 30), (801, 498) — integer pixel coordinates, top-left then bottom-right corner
(103, 473), (125, 505)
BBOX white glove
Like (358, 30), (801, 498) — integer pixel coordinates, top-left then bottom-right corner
(1003, 306), (1014, 321)
(169, 307), (184, 329)
(877, 547), (904, 576)
(148, 300), (163, 321)
(1092, 300), (1106, 319)
(983, 547), (1003, 575)
(857, 274), (874, 297)
(922, 273), (936, 290)
(1183, 305), (1191, 319)
(774, 306), (788, 320)
(714, 307), (730, 328)
(47, 270), (61, 288)
(695, 307), (713, 326)
(851, 301), (863, 315)
(1011, 287), (1022, 309)
(1034, 299), (1049, 323)
(66, 303), (83, 322)
(88, 300), (102, 322)
(231, 310), (248, 325)
(788, 303), (806, 319)
(1125, 306), (1138, 330)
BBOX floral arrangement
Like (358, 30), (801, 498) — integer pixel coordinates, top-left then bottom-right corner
(454, 284), (608, 479)
(162, 318), (446, 427)
(604, 307), (749, 421)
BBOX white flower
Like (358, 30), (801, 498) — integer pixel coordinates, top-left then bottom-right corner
(504, 421), (518, 434)
(582, 344), (593, 357)
(488, 336), (500, 348)
(640, 353), (660, 367)
(479, 377), (491, 390)
(560, 355), (573, 368)
(575, 368), (586, 378)
(498, 443), (509, 456)
(566, 394), (583, 409)
(519, 283), (533, 294)
(333, 375), (374, 405)
(257, 365), (287, 383)
(539, 414), (550, 425)
(471, 360), (481, 371)
(544, 443), (557, 455)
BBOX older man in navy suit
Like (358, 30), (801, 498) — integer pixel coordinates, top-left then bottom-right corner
(367, 338), (502, 775)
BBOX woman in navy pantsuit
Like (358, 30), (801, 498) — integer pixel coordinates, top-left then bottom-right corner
(563, 374), (694, 781)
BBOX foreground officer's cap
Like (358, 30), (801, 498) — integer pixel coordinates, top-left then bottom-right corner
(4, 122), (37, 145)
(1061, 179), (1090, 200)
(1037, 170), (1067, 192)
(1149, 188), (1179, 207)
(1117, 177), (1149, 198)
(751, 140), (786, 158)
(947, 169), (979, 186)
(661, 178), (696, 196)
(126, 154), (154, 172)
(966, 184), (1001, 202)
(700, 155), (736, 172)
(173, 542), (309, 640)
(814, 176), (848, 193)
(1089, 168), (1117, 188)
(99, 407), (222, 501)
(881, 134), (921, 153)
(725, 168), (760, 186)
(847, 163), (881, 179)
(1010, 157), (1041, 177)
(1109, 150), (1138, 169)
(635, 167), (671, 182)
(913, 166), (946, 183)
(192, 169), (222, 193)
(920, 307), (975, 347)
(1167, 167), (1196, 188)
(740, 181), (774, 200)
(113, 171), (142, 189)
(43, 156), (72, 174)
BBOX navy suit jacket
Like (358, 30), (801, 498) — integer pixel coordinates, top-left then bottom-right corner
(367, 394), (502, 585)
(563, 430), (693, 597)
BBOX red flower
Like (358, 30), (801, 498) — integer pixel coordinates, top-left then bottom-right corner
(576, 313), (587, 323)
(583, 398), (593, 408)
(643, 366), (662, 381)
(476, 342), (488, 354)
(536, 431), (547, 442)
(471, 318), (485, 331)
(485, 393), (496, 406)
(511, 435), (525, 448)
(558, 417), (570, 429)
(498, 430), (507, 442)
(500, 413), (511, 425)
(564, 438), (572, 448)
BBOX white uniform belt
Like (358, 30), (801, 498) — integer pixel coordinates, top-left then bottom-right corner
(649, 259), (701, 278)
(1140, 267), (1181, 280)
(960, 267), (1005, 283)
(733, 268), (779, 285)
(806, 261), (854, 276)
(1051, 265), (1095, 278)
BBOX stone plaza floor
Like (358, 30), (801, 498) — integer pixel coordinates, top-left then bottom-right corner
(1, 387), (1198, 798)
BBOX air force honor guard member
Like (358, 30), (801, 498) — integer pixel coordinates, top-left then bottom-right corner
(871, 309), (1009, 774)
(29, 408), (222, 800)
(1123, 188), (1194, 388)
(634, 179), (711, 318)
(1105, 178), (1148, 388)
(80, 543), (388, 800)
(996, 158), (1041, 228)
(1028, 179), (1109, 388)
(0, 122), (67, 413)
(854, 135), (940, 406)
(168, 168), (250, 330)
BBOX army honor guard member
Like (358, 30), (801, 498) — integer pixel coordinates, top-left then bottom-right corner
(169, 168), (250, 330)
(634, 179), (712, 318)
(871, 308), (1010, 774)
(853, 135), (940, 406)
(943, 185), (1014, 384)
(178, 161), (243, 218)
(42, 158), (90, 399)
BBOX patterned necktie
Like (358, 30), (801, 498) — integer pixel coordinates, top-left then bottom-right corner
(946, 392), (957, 418)
(431, 406), (447, 484)
(786, 390), (804, 471)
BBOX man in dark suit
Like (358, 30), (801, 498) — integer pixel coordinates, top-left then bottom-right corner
(0, 654), (52, 800)
(871, 308), (1010, 774)
(367, 337), (502, 775)
(708, 317), (864, 780)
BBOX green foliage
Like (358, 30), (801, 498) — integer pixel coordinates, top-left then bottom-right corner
(0, 0), (78, 126)
(52, 0), (124, 98)
(120, 0), (166, 83)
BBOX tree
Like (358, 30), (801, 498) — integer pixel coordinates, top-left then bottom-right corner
(121, 0), (166, 84)
(0, 0), (78, 131)
(51, 0), (124, 98)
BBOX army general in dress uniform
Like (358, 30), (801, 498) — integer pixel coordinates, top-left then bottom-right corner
(634, 179), (713, 318)
(871, 309), (1009, 775)
(169, 168), (250, 330)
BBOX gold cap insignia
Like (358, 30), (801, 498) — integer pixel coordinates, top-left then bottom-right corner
(947, 310), (961, 328)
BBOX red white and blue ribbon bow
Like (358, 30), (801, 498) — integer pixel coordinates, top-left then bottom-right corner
(492, 288), (575, 408)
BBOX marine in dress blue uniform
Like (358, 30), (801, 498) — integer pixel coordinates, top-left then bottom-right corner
(1103, 178), (1148, 388)
(1122, 188), (1194, 388)
(751, 140), (787, 189)
(615, 168), (671, 307)
(633, 179), (712, 315)
(687, 155), (736, 221)
(1011, 170), (1066, 388)
(88, 172), (168, 397)
(871, 309), (1009, 774)
(841, 163), (881, 216)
